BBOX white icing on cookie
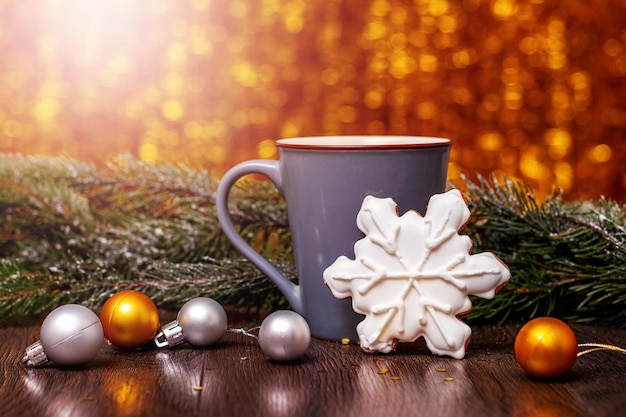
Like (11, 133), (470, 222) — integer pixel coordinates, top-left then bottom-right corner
(323, 190), (510, 359)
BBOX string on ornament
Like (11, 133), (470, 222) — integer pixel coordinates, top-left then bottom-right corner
(229, 327), (260, 339)
(227, 311), (311, 362)
(577, 343), (626, 356)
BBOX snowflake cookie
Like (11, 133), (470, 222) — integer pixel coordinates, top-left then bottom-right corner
(323, 189), (510, 359)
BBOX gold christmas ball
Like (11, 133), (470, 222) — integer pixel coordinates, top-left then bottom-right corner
(100, 290), (160, 349)
(514, 317), (578, 378)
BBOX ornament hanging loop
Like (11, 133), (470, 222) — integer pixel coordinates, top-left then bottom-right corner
(578, 342), (626, 357)
(22, 341), (48, 367)
(229, 311), (311, 361)
(228, 327), (260, 340)
(154, 320), (186, 348)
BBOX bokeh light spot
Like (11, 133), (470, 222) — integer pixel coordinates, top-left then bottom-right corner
(162, 100), (184, 121)
(520, 156), (550, 180)
(207, 145), (226, 164)
(478, 132), (504, 151)
(33, 98), (60, 122)
(603, 38), (623, 57)
(3, 120), (24, 138)
(281, 121), (299, 138)
(589, 144), (612, 163)
(418, 54), (438, 72)
(190, 0), (210, 11)
(429, 0), (450, 17)
(229, 0), (246, 18)
(365, 20), (387, 40)
(257, 139), (277, 159)
(321, 68), (340, 86)
(338, 105), (357, 123)
(491, 0), (516, 19)
(139, 143), (159, 162)
(554, 161), (573, 191)
(544, 128), (572, 160)
(232, 62), (259, 87)
(415, 102), (437, 120)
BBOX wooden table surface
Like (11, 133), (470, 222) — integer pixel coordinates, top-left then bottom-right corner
(1, 313), (624, 417)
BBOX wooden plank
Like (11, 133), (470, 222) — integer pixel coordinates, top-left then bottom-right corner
(0, 322), (624, 417)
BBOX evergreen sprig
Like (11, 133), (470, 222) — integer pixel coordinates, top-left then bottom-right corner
(0, 153), (291, 322)
(462, 175), (625, 327)
(1, 154), (624, 327)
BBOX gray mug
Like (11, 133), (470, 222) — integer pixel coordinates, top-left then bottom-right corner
(216, 136), (451, 341)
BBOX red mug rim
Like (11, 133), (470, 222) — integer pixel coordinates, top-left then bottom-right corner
(276, 136), (451, 150)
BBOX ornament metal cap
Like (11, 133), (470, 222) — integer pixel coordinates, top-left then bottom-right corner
(23, 340), (48, 367)
(154, 320), (185, 348)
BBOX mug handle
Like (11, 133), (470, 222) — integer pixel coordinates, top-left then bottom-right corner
(215, 160), (303, 313)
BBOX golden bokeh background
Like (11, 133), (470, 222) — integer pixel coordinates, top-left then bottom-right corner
(0, 0), (625, 200)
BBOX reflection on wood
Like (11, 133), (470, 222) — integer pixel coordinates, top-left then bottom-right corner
(0, 321), (624, 417)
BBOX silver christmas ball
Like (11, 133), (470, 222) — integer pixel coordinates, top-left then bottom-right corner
(40, 304), (104, 366)
(178, 297), (228, 346)
(258, 310), (311, 361)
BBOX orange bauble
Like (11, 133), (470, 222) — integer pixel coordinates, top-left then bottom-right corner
(514, 317), (578, 378)
(100, 290), (160, 349)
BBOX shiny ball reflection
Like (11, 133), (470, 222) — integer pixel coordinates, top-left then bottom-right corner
(258, 310), (311, 362)
(100, 290), (160, 349)
(178, 297), (228, 346)
(40, 304), (104, 366)
(514, 317), (578, 378)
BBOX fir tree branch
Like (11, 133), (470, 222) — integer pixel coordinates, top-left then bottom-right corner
(1, 154), (624, 328)
(0, 257), (293, 321)
(0, 153), (291, 321)
(460, 174), (625, 327)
